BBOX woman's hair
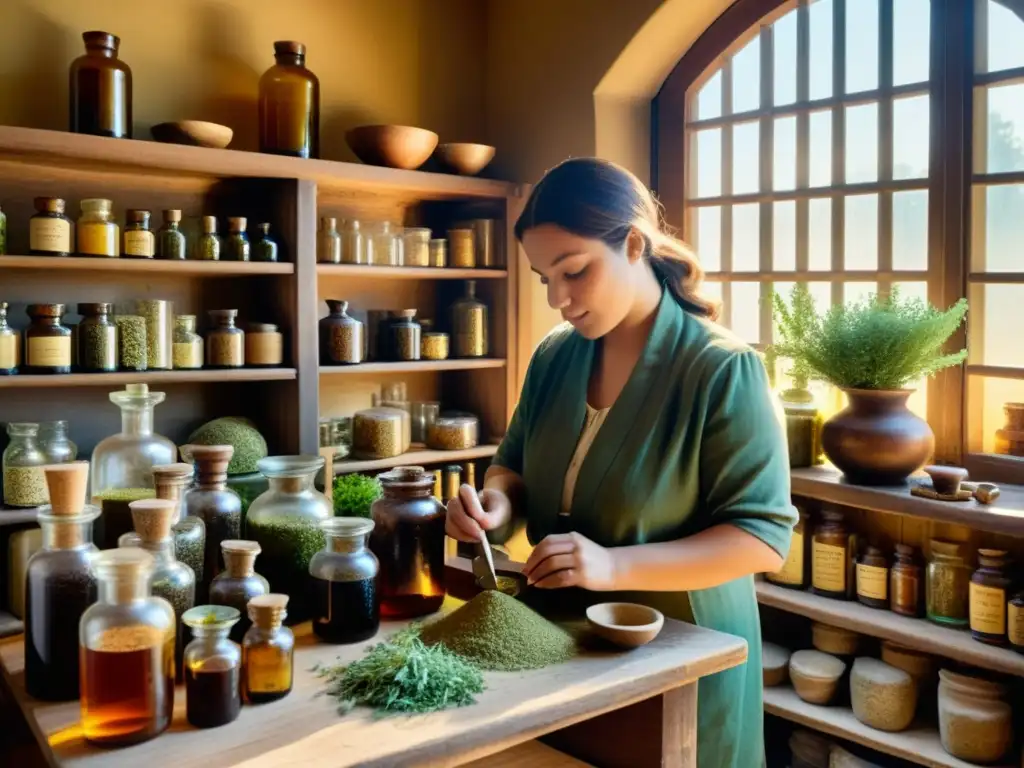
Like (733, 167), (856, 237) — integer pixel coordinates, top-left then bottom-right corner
(514, 157), (720, 321)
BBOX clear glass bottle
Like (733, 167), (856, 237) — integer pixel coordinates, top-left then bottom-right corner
(25, 303), (72, 374)
(206, 309), (245, 368)
(258, 41), (320, 159)
(123, 209), (154, 258)
(79, 548), (175, 746)
(310, 518), (380, 644)
(209, 540), (270, 643)
(242, 593), (294, 703)
(341, 219), (365, 264)
(320, 300), (364, 365)
(30, 197), (72, 256)
(927, 539), (971, 627)
(245, 455), (331, 624)
(156, 209), (187, 260)
(181, 445), (242, 593)
(39, 420), (77, 464)
(402, 227), (431, 267)
(970, 549), (1012, 646)
(182, 605), (242, 728)
(133, 298), (173, 371)
(3, 422), (49, 508)
(317, 217), (341, 263)
(77, 302), (117, 372)
(225, 217), (251, 262)
(69, 31), (132, 138)
(253, 223), (279, 263)
(0, 301), (19, 375)
(366, 221), (399, 265)
(451, 280), (489, 358)
(172, 314), (203, 370)
(196, 216), (221, 260)
(76, 199), (119, 257)
(390, 309), (421, 361)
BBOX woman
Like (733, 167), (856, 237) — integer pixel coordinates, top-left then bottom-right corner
(446, 157), (796, 768)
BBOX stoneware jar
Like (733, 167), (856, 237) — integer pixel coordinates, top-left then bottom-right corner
(937, 669), (1012, 764)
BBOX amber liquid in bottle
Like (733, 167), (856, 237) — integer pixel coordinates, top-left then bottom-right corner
(258, 41), (320, 159)
(376, 514), (447, 618)
(242, 640), (293, 703)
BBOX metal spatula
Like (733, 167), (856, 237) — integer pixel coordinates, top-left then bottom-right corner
(475, 529), (499, 590)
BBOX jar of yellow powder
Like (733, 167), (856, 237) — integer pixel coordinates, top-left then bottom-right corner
(77, 199), (119, 257)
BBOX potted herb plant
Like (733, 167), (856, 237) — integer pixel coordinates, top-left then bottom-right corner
(771, 285), (967, 485)
(332, 473), (383, 518)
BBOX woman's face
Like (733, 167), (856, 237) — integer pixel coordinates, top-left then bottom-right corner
(522, 224), (645, 340)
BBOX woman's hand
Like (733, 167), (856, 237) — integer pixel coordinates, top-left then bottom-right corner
(445, 484), (512, 542)
(522, 532), (618, 591)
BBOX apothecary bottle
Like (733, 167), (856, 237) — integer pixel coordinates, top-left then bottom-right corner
(30, 197), (72, 256)
(3, 423), (49, 507)
(366, 221), (399, 265)
(451, 280), (489, 358)
(370, 466), (446, 618)
(225, 217), (250, 262)
(196, 216), (221, 260)
(25, 303), (72, 374)
(69, 31), (132, 138)
(766, 508), (809, 589)
(245, 455), (331, 623)
(812, 510), (850, 599)
(172, 314), (203, 370)
(318, 217), (341, 263)
(890, 544), (922, 617)
(157, 209), (187, 260)
(1009, 590), (1024, 654)
(926, 539), (970, 627)
(970, 549), (1012, 646)
(182, 605), (242, 728)
(78, 302), (117, 372)
(39, 420), (77, 464)
(209, 540), (269, 643)
(253, 223), (279, 262)
(123, 209), (154, 258)
(310, 518), (380, 644)
(77, 199), (119, 257)
(341, 219), (364, 264)
(320, 300), (364, 365)
(80, 548), (175, 746)
(181, 445), (242, 594)
(207, 309), (244, 368)
(780, 379), (824, 468)
(245, 323), (283, 367)
(242, 593), (294, 703)
(259, 41), (319, 158)
(0, 302), (18, 374)
(856, 545), (889, 609)
(390, 309), (421, 362)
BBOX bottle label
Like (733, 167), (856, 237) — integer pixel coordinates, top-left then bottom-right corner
(1009, 603), (1024, 647)
(27, 336), (70, 367)
(813, 541), (846, 592)
(29, 217), (70, 253)
(970, 582), (1006, 635)
(856, 564), (888, 601)
(123, 230), (155, 257)
(768, 531), (804, 586)
(0, 333), (17, 368)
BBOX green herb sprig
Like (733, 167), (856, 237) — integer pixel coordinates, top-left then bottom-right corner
(332, 473), (383, 518)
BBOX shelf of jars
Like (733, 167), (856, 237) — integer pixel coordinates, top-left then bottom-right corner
(0, 255), (293, 275)
(319, 359), (505, 375)
(333, 443), (499, 475)
(316, 264), (506, 280)
(0, 369), (297, 388)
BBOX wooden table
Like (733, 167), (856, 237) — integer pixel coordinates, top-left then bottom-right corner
(0, 612), (746, 768)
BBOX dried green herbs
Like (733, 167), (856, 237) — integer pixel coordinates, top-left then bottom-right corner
(332, 474), (382, 518)
(115, 315), (147, 371)
(188, 418), (268, 475)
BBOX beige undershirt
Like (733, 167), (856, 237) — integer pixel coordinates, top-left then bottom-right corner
(560, 403), (611, 515)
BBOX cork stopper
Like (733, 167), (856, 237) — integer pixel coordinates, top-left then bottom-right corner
(222, 539), (261, 577)
(129, 498), (177, 543)
(228, 216), (247, 232)
(248, 593), (288, 627)
(43, 461), (90, 515)
(163, 209), (182, 223)
(183, 444), (233, 481)
(152, 462), (194, 492)
(274, 40), (306, 56)
(202, 215), (218, 234)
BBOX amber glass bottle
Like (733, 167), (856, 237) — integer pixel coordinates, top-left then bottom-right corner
(69, 31), (132, 138)
(242, 594), (294, 703)
(258, 41), (320, 159)
(812, 510), (850, 600)
(856, 545), (889, 609)
(890, 543), (923, 617)
(970, 549), (1012, 646)
(766, 508), (809, 589)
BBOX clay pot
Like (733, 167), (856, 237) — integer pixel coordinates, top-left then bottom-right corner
(820, 389), (933, 485)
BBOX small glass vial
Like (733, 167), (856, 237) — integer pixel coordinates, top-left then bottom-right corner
(890, 543), (923, 617)
(253, 223), (279, 263)
(182, 605), (242, 728)
(970, 549), (1012, 646)
(927, 539), (970, 627)
(157, 209), (187, 260)
(1009, 590), (1024, 654)
(77, 199), (119, 257)
(856, 545), (889, 609)
(77, 302), (117, 372)
(30, 197), (72, 256)
(3, 423), (48, 507)
(390, 309), (421, 361)
(0, 301), (20, 375)
(123, 209), (155, 258)
(225, 217), (251, 262)
(428, 238), (447, 267)
(448, 227), (475, 268)
(39, 420), (77, 464)
(245, 323), (283, 367)
(318, 216), (341, 263)
(341, 219), (365, 264)
(206, 309), (245, 368)
(242, 593), (294, 704)
(172, 314), (204, 369)
(196, 216), (221, 260)
(310, 518), (380, 644)
(402, 227), (431, 267)
(25, 303), (72, 374)
(209, 540), (270, 643)
(812, 509), (850, 599)
(79, 548), (175, 746)
(451, 280), (489, 358)
(766, 508), (809, 590)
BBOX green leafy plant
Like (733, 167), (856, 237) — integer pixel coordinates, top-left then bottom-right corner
(770, 284), (968, 391)
(332, 473), (383, 518)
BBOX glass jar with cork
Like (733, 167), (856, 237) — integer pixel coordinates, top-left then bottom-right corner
(182, 605), (242, 728)
(25, 303), (72, 374)
(156, 209), (186, 260)
(207, 309), (245, 368)
(181, 445), (242, 590)
(209, 540), (270, 643)
(196, 216), (221, 260)
(30, 197), (72, 256)
(225, 217), (251, 261)
(77, 199), (119, 257)
(172, 315), (203, 370)
(317, 217), (341, 263)
(242, 594), (294, 703)
(253, 223), (279, 262)
(310, 517), (380, 644)
(970, 549), (1012, 646)
(927, 539), (971, 627)
(77, 302), (117, 372)
(0, 301), (19, 375)
(123, 209), (155, 258)
(3, 423), (50, 508)
(319, 300), (363, 365)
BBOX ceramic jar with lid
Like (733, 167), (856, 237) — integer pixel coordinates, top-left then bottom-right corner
(850, 658), (917, 732)
(937, 669), (1013, 764)
(319, 300), (363, 365)
(245, 323), (283, 367)
(812, 509), (851, 599)
(30, 198), (72, 256)
(25, 304), (72, 374)
(927, 539), (970, 627)
(207, 309), (245, 368)
(890, 543), (923, 617)
(0, 302), (19, 374)
(970, 548), (1012, 646)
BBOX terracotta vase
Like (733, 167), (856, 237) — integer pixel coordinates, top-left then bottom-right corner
(820, 389), (934, 485)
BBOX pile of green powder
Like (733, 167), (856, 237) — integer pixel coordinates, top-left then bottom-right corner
(419, 590), (576, 671)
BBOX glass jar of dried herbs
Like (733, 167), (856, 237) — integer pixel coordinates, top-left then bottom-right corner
(0, 301), (20, 375)
(157, 209), (187, 260)
(927, 539), (970, 627)
(77, 302), (117, 372)
(172, 315), (203, 370)
(196, 216), (221, 261)
(253, 223), (279, 263)
(115, 315), (147, 371)
(225, 217), (251, 262)
(3, 422), (49, 507)
(123, 209), (155, 258)
(25, 303), (72, 374)
(206, 309), (245, 368)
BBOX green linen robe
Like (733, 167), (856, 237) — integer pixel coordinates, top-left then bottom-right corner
(493, 289), (796, 768)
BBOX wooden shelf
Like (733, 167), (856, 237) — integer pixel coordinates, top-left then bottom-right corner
(790, 466), (1024, 537)
(320, 359), (506, 375)
(317, 264), (507, 279)
(764, 686), (1017, 768)
(0, 508), (40, 527)
(335, 443), (499, 474)
(756, 582), (1024, 677)
(0, 368), (297, 388)
(0, 255), (294, 275)
(0, 611), (23, 639)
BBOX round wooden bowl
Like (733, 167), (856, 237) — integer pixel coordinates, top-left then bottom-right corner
(586, 602), (664, 648)
(345, 125), (439, 170)
(435, 142), (496, 176)
(151, 121), (233, 149)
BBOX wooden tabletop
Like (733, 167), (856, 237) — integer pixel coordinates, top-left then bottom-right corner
(0, 614), (746, 768)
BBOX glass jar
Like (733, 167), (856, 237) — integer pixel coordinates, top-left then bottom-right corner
(812, 509), (850, 599)
(132, 299), (173, 371)
(123, 209), (154, 258)
(0, 301), (19, 374)
(207, 309), (245, 368)
(320, 300), (364, 365)
(927, 539), (970, 627)
(766, 507), (809, 589)
(457, 218), (497, 268)
(428, 238), (447, 267)
(69, 31), (132, 138)
(25, 303), (72, 374)
(29, 197), (72, 256)
(421, 331), (450, 361)
(318, 217), (341, 263)
(182, 605), (242, 728)
(77, 302), (117, 372)
(225, 217), (251, 262)
(242, 594), (294, 703)
(426, 414), (479, 450)
(39, 420), (77, 464)
(77, 199), (119, 257)
(780, 383), (825, 468)
(181, 445), (242, 592)
(259, 41), (320, 159)
(245, 323), (283, 367)
(310, 518), (380, 644)
(156, 209), (186, 260)
(141, 463), (206, 591)
(402, 227), (431, 267)
(172, 314), (203, 370)
(341, 219), (365, 264)
(209, 540), (270, 643)
(245, 455), (331, 624)
(3, 423), (48, 508)
(856, 545), (889, 609)
(367, 222), (399, 265)
(970, 548), (1012, 646)
(352, 407), (407, 460)
(331, 417), (352, 460)
(448, 228), (475, 268)
(370, 466), (446, 618)
(891, 543), (923, 617)
(253, 222), (279, 262)
(390, 309), (421, 361)
(79, 548), (175, 746)
(451, 280), (489, 358)
(1009, 590), (1024, 654)
(411, 401), (441, 444)
(937, 670), (1013, 764)
(196, 216), (221, 260)
(115, 315), (147, 371)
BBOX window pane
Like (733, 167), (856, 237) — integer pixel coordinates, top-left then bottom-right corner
(984, 0), (1024, 74)
(809, 0), (834, 100)
(894, 0), (931, 86)
(892, 281), (928, 303)
(844, 281), (878, 305)
(702, 280), (723, 305)
(696, 71), (723, 120)
(985, 84), (1024, 174)
(696, 207), (722, 272)
(774, 116), (797, 191)
(731, 282), (761, 343)
(733, 121), (760, 195)
(846, 0), (879, 94)
(809, 110), (832, 187)
(968, 284), (1024, 367)
(694, 129), (722, 198)
(846, 103), (879, 184)
(732, 36), (761, 114)
(893, 191), (929, 270)
(978, 184), (1024, 272)
(809, 198), (832, 270)
(845, 194), (878, 270)
(969, 375), (1024, 454)
(733, 203), (760, 271)
(893, 95), (930, 179)
(774, 10), (798, 106)
(774, 201), (797, 271)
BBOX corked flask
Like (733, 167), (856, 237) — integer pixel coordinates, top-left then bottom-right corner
(181, 444), (242, 593)
(24, 461), (98, 701)
(209, 539), (270, 643)
(242, 593), (295, 704)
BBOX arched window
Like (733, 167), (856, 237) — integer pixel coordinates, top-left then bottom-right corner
(655, 0), (1024, 480)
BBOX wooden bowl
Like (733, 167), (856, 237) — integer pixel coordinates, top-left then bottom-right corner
(586, 602), (664, 648)
(345, 125), (438, 170)
(151, 121), (233, 149)
(435, 142), (496, 176)
(789, 649), (846, 705)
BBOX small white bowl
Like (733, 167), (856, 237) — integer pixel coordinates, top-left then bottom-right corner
(586, 602), (665, 648)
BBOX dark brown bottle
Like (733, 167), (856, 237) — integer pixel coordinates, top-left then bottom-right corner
(258, 41), (320, 159)
(181, 445), (242, 597)
(69, 31), (132, 139)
